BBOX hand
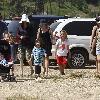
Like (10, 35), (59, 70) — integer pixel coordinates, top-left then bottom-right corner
(20, 36), (26, 39)
(20, 36), (24, 39)
(45, 53), (47, 57)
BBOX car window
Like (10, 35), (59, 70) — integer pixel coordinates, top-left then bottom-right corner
(50, 22), (61, 32)
(8, 20), (20, 36)
(62, 21), (96, 36)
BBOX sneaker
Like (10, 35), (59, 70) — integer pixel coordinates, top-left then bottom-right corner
(35, 77), (38, 81)
(35, 77), (42, 82)
(0, 79), (4, 83)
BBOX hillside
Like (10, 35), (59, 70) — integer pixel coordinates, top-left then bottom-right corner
(0, 0), (100, 18)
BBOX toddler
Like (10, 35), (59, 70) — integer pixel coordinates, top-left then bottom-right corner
(32, 41), (45, 79)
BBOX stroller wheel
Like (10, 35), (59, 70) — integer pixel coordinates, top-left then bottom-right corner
(10, 76), (16, 82)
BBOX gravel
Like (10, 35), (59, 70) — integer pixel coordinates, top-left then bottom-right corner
(0, 65), (100, 100)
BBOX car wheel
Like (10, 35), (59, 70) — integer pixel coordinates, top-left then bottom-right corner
(68, 50), (87, 68)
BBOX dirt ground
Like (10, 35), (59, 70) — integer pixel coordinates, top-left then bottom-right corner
(0, 64), (100, 100)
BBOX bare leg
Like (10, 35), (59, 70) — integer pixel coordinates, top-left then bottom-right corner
(20, 59), (23, 77)
(96, 55), (100, 74)
(28, 58), (34, 75)
(58, 64), (64, 75)
(26, 48), (34, 76)
(58, 64), (66, 75)
(43, 57), (46, 75)
(18, 46), (24, 77)
(96, 59), (98, 73)
(45, 56), (49, 76)
(97, 61), (100, 74)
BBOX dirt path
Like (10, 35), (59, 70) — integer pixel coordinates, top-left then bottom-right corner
(0, 65), (100, 100)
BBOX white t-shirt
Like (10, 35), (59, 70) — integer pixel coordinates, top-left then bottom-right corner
(56, 39), (69, 56)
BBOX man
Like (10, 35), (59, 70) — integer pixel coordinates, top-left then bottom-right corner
(90, 16), (100, 74)
(0, 13), (8, 39)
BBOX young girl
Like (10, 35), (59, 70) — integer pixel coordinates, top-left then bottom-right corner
(55, 30), (69, 75)
(32, 41), (45, 79)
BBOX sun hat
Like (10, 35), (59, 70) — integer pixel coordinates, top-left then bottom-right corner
(19, 14), (30, 23)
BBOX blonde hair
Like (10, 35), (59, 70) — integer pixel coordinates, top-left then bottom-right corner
(60, 30), (68, 39)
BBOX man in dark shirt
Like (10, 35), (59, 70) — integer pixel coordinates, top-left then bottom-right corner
(0, 13), (8, 39)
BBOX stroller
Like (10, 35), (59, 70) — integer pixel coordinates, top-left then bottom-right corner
(0, 40), (16, 82)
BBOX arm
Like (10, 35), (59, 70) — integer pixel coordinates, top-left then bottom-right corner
(66, 39), (71, 57)
(55, 39), (59, 58)
(17, 26), (27, 39)
(67, 45), (69, 52)
(36, 28), (41, 41)
(3, 22), (8, 34)
(31, 48), (34, 57)
(90, 26), (97, 47)
(49, 28), (53, 39)
(67, 39), (70, 52)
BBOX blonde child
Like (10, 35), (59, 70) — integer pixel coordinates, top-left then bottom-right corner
(55, 30), (69, 75)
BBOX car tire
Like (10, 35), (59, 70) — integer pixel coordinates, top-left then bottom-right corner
(68, 50), (87, 68)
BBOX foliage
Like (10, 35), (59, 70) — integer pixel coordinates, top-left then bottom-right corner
(0, 0), (100, 18)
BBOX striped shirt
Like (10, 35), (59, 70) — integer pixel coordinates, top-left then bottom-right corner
(32, 46), (45, 65)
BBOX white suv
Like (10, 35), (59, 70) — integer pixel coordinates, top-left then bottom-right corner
(50, 18), (96, 68)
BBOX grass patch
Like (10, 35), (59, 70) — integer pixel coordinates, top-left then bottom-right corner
(6, 94), (38, 100)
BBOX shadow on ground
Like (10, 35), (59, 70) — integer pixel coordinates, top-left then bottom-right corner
(49, 60), (96, 70)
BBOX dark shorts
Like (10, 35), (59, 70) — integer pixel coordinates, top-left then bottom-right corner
(35, 65), (41, 74)
(43, 44), (52, 56)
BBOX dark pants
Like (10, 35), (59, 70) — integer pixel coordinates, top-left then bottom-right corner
(35, 65), (41, 74)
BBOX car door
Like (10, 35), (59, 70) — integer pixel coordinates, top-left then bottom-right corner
(62, 21), (96, 54)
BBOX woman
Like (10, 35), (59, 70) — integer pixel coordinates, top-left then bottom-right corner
(37, 20), (52, 76)
(17, 14), (34, 76)
(90, 16), (100, 73)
